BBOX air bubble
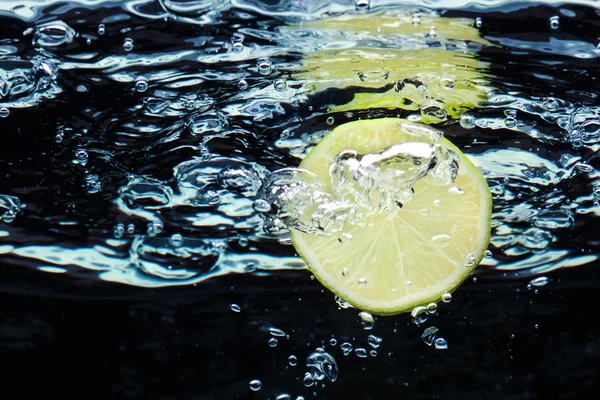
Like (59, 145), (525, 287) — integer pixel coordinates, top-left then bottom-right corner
(288, 355), (298, 366)
(74, 149), (88, 166)
(340, 342), (353, 356)
(127, 224), (135, 234)
(170, 233), (183, 247)
(549, 16), (560, 30)
(426, 303), (438, 314)
(530, 276), (549, 287)
(358, 311), (375, 330)
(429, 26), (437, 37)
(431, 234), (451, 248)
(475, 17), (482, 28)
(275, 395), (291, 400)
(460, 114), (475, 129)
(257, 58), (273, 75)
(252, 199), (272, 213)
(237, 78), (249, 90)
(232, 41), (243, 52)
(370, 350), (377, 357)
(433, 199), (441, 206)
(434, 337), (448, 350)
(341, 268), (349, 278)
(123, 38), (134, 51)
(230, 304), (241, 312)
(465, 253), (476, 267)
(249, 379), (262, 391)
(412, 15), (421, 26)
(448, 186), (465, 195)
(441, 292), (452, 303)
(0, 107), (10, 118)
(329, 338), (337, 346)
(411, 306), (428, 325)
(306, 349), (338, 382)
(269, 327), (287, 337)
(358, 277), (367, 287)
(113, 223), (125, 238)
(355, 0), (370, 12)
(367, 334), (382, 348)
(274, 79), (287, 91)
(355, 348), (368, 358)
(484, 250), (492, 258)
(439, 77), (456, 89)
(97, 24), (105, 35)
(421, 326), (438, 346)
(338, 233), (352, 244)
(326, 116), (335, 125)
(419, 208), (429, 216)
(135, 78), (148, 92)
(268, 338), (278, 347)
(303, 372), (314, 387)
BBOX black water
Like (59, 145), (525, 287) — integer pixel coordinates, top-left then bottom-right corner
(1, 1), (600, 398)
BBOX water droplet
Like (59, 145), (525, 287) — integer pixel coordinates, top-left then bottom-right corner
(269, 327), (287, 337)
(123, 38), (134, 51)
(252, 199), (271, 213)
(411, 306), (428, 325)
(370, 349), (377, 357)
(230, 304), (241, 312)
(288, 355), (298, 366)
(113, 223), (125, 239)
(484, 250), (493, 258)
(355, 0), (370, 12)
(274, 79), (287, 91)
(135, 78), (148, 92)
(475, 17), (482, 28)
(97, 24), (105, 35)
(434, 337), (448, 350)
(329, 338), (337, 346)
(367, 334), (382, 348)
(326, 116), (335, 125)
(465, 254), (476, 267)
(421, 326), (439, 346)
(426, 303), (438, 314)
(355, 348), (368, 358)
(431, 234), (451, 248)
(448, 186), (465, 195)
(549, 16), (560, 30)
(249, 379), (262, 391)
(237, 78), (249, 90)
(358, 311), (375, 330)
(306, 349), (338, 382)
(340, 342), (353, 356)
(268, 338), (278, 347)
(358, 277), (367, 287)
(530, 276), (550, 287)
(0, 107), (10, 118)
(341, 268), (349, 278)
(433, 199), (441, 206)
(257, 58), (273, 75)
(441, 292), (452, 303)
(303, 372), (314, 387)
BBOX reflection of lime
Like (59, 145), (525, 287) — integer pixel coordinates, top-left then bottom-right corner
(289, 11), (493, 121)
(290, 119), (492, 315)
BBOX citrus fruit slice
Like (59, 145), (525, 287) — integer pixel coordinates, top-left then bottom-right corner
(290, 118), (492, 315)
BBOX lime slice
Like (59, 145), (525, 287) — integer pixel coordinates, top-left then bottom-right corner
(290, 118), (492, 315)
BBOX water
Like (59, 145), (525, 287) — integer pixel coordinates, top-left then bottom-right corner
(1, 0), (600, 398)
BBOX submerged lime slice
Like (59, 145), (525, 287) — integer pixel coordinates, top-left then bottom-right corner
(290, 119), (492, 315)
